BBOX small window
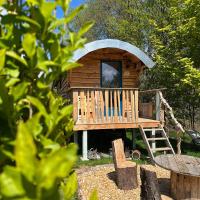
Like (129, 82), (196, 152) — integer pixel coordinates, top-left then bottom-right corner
(101, 61), (122, 88)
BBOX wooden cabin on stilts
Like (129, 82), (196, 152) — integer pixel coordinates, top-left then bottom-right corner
(60, 39), (174, 160)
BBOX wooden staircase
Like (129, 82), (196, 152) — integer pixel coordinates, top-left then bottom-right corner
(139, 125), (175, 160)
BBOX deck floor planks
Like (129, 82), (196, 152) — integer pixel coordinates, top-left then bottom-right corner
(74, 118), (160, 131)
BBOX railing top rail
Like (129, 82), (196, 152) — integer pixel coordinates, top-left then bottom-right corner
(139, 88), (167, 93)
(68, 87), (139, 91)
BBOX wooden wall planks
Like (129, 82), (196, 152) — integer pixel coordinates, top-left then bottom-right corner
(67, 48), (144, 88)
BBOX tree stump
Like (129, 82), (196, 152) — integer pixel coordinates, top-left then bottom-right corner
(112, 139), (138, 190)
(140, 167), (162, 200)
(116, 162), (138, 190)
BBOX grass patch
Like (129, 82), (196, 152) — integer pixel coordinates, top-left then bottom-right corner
(76, 156), (147, 167)
(75, 157), (113, 168)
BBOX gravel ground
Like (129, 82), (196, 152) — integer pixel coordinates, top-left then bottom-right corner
(76, 164), (172, 200)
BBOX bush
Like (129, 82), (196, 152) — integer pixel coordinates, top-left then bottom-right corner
(0, 0), (92, 199)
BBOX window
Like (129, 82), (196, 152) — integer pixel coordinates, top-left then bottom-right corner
(101, 61), (122, 88)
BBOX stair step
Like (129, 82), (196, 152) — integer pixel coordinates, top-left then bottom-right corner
(147, 137), (167, 141)
(151, 147), (172, 152)
(143, 128), (163, 132)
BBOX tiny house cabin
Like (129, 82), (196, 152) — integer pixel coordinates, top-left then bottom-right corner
(65, 39), (166, 160)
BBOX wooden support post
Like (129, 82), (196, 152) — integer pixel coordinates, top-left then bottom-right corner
(74, 132), (78, 145)
(82, 130), (88, 161)
(132, 129), (136, 150)
(156, 91), (160, 121)
(151, 128), (156, 153)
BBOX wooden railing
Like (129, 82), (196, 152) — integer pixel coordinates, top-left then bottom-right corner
(69, 87), (139, 124)
(139, 88), (166, 123)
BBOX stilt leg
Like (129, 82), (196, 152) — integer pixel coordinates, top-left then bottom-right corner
(151, 128), (156, 153)
(74, 132), (78, 144)
(132, 129), (136, 150)
(81, 130), (88, 161)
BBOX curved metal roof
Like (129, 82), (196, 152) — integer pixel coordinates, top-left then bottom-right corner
(72, 39), (155, 68)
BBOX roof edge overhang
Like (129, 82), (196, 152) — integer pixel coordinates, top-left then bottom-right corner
(72, 39), (155, 68)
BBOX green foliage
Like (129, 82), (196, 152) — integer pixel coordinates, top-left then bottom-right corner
(144, 0), (200, 129)
(74, 0), (200, 129)
(0, 0), (93, 199)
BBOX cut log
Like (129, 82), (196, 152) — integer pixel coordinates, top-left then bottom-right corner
(140, 167), (162, 200)
(112, 139), (138, 190)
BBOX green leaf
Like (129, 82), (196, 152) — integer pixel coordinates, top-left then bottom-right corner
(0, 166), (25, 198)
(10, 82), (30, 101)
(78, 21), (94, 37)
(15, 122), (37, 182)
(5, 78), (20, 87)
(4, 63), (20, 78)
(0, 0), (6, 6)
(37, 47), (46, 62)
(61, 172), (78, 200)
(37, 143), (77, 189)
(27, 96), (48, 117)
(89, 189), (98, 200)
(37, 80), (49, 89)
(56, 105), (73, 124)
(58, 0), (71, 12)
(40, 2), (56, 21)
(62, 62), (80, 72)
(27, 0), (40, 6)
(26, 113), (42, 138)
(64, 5), (85, 24)
(6, 51), (28, 67)
(0, 49), (6, 71)
(22, 33), (36, 58)
(40, 136), (60, 151)
(37, 61), (60, 72)
(16, 15), (41, 29)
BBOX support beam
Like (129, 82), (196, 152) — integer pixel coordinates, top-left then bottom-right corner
(132, 129), (137, 150)
(151, 128), (156, 153)
(81, 130), (88, 161)
(73, 132), (78, 144)
(156, 91), (160, 121)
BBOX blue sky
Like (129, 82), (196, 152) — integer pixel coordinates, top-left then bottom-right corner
(56, 0), (85, 18)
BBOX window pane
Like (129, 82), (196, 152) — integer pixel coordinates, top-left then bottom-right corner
(101, 61), (121, 88)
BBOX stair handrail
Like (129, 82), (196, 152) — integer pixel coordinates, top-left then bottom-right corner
(158, 91), (185, 154)
(158, 91), (185, 133)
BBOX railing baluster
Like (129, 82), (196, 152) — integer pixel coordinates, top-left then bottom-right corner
(105, 90), (109, 122)
(122, 89), (125, 122)
(100, 90), (104, 123)
(110, 90), (113, 122)
(114, 90), (117, 122)
(117, 90), (121, 121)
(87, 90), (90, 123)
(80, 91), (85, 123)
(73, 91), (78, 122)
(126, 90), (130, 122)
(130, 90), (135, 123)
(135, 90), (138, 122)
(91, 91), (95, 123)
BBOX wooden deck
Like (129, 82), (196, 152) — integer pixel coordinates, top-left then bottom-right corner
(74, 118), (160, 131)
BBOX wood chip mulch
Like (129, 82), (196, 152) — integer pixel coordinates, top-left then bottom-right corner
(76, 164), (173, 200)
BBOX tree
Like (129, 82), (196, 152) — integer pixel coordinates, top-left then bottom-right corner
(0, 0), (92, 199)
(146, 0), (200, 129)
